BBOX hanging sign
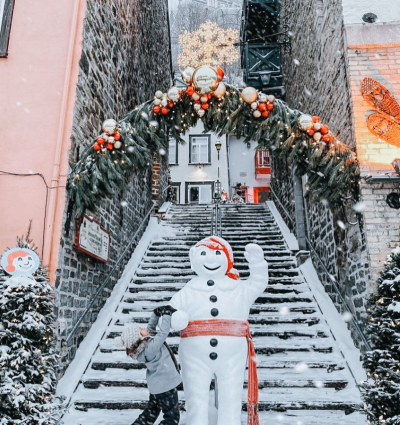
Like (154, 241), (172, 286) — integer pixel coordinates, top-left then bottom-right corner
(75, 215), (110, 262)
(1, 248), (41, 277)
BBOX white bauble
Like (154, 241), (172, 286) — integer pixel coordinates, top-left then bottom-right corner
(161, 98), (168, 107)
(297, 114), (313, 131)
(181, 67), (195, 84)
(108, 136), (115, 144)
(200, 95), (208, 103)
(167, 86), (181, 102)
(102, 119), (117, 135)
(253, 110), (262, 118)
(251, 102), (258, 110)
(313, 122), (322, 131)
(155, 90), (164, 99)
(259, 94), (267, 102)
(194, 103), (201, 111)
(154, 98), (161, 106)
(114, 141), (122, 149)
(192, 92), (200, 101)
(313, 132), (322, 141)
(213, 82), (226, 99)
(192, 65), (219, 94)
(197, 109), (205, 117)
(267, 94), (275, 103)
(241, 87), (258, 104)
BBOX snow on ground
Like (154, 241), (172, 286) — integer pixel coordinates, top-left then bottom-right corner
(56, 217), (168, 404)
(266, 201), (299, 251)
(300, 259), (367, 385)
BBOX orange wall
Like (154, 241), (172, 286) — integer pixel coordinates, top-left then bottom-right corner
(0, 0), (85, 281)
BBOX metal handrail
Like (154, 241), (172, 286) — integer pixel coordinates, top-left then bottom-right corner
(65, 205), (154, 345)
(210, 202), (223, 237)
(269, 186), (371, 351)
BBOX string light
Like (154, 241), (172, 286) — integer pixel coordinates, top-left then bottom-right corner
(178, 20), (239, 68)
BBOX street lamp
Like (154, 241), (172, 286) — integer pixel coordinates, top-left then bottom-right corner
(215, 141), (222, 160)
(214, 179), (222, 200)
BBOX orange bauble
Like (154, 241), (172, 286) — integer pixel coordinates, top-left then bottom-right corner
(258, 103), (267, 112)
(312, 115), (320, 123)
(207, 94), (212, 100)
(168, 101), (174, 108)
(194, 100), (201, 104)
(96, 137), (105, 145)
(106, 143), (114, 150)
(262, 111), (269, 118)
(320, 125), (329, 135)
(267, 103), (274, 111)
(161, 107), (169, 115)
(93, 143), (101, 151)
(216, 66), (224, 81)
(186, 86), (195, 96)
(307, 129), (315, 136)
(153, 106), (161, 114)
(322, 134), (331, 142)
(113, 132), (121, 141)
(201, 103), (209, 110)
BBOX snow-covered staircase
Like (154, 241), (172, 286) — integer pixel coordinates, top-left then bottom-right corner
(61, 203), (365, 424)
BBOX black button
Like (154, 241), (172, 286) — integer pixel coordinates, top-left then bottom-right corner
(210, 338), (218, 347)
(210, 295), (217, 303)
(210, 352), (218, 360)
(211, 308), (219, 317)
(207, 280), (215, 286)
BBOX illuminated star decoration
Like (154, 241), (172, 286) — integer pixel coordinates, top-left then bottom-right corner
(178, 20), (239, 68)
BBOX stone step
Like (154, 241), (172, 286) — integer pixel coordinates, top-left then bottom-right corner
(115, 311), (321, 326)
(127, 284), (307, 295)
(71, 385), (360, 412)
(62, 406), (366, 425)
(129, 276), (304, 285)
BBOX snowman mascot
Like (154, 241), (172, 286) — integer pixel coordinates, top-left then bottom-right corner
(169, 235), (268, 425)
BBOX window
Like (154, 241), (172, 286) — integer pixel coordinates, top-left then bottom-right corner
(189, 135), (211, 164)
(256, 150), (270, 167)
(0, 0), (15, 58)
(168, 139), (178, 165)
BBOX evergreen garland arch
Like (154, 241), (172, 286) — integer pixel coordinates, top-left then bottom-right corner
(67, 69), (359, 217)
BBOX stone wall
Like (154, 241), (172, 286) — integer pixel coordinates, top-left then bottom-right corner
(274, 0), (370, 348)
(55, 0), (172, 375)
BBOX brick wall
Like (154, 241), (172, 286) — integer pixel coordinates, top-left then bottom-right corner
(55, 0), (172, 375)
(275, 0), (370, 347)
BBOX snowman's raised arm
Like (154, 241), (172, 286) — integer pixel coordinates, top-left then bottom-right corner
(243, 243), (269, 305)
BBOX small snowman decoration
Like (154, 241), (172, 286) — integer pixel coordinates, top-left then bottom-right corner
(170, 236), (268, 425)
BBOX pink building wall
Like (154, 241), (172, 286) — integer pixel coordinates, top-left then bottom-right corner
(0, 0), (86, 282)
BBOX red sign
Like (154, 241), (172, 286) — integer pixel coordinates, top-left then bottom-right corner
(75, 215), (110, 262)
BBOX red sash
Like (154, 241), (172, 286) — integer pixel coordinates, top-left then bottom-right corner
(181, 319), (259, 425)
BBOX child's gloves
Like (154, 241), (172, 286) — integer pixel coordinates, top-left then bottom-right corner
(153, 305), (177, 317)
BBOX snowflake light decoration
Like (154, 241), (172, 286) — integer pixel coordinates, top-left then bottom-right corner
(178, 20), (239, 68)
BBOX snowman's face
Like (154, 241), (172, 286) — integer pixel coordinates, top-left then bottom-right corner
(191, 246), (228, 279)
(12, 256), (36, 273)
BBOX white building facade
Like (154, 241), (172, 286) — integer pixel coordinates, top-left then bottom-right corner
(169, 121), (271, 204)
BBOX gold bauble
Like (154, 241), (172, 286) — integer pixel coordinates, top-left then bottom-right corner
(192, 93), (200, 101)
(313, 132), (322, 141)
(241, 87), (258, 104)
(253, 110), (261, 118)
(102, 119), (117, 135)
(155, 90), (164, 99)
(297, 114), (313, 131)
(182, 67), (195, 84)
(167, 87), (181, 102)
(192, 65), (219, 94)
(213, 82), (226, 99)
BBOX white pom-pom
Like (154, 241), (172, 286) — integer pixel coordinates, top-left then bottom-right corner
(171, 311), (189, 331)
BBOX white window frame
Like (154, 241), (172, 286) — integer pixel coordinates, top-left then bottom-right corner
(189, 135), (211, 164)
(168, 139), (178, 165)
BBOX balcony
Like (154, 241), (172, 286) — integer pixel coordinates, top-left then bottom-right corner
(255, 149), (271, 179)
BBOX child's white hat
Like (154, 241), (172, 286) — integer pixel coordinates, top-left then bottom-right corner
(114, 323), (141, 348)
